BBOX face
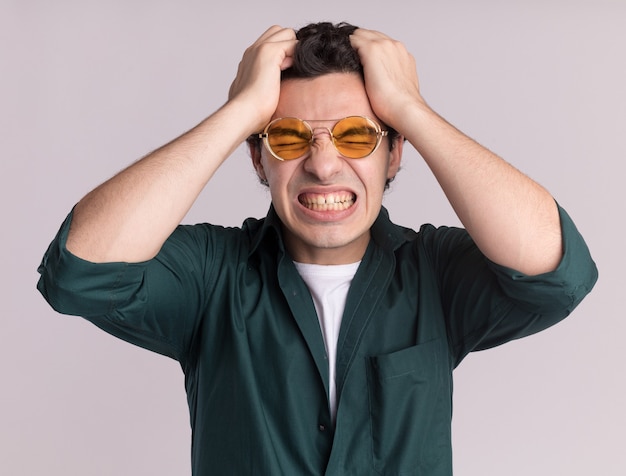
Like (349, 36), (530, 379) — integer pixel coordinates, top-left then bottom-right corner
(251, 73), (403, 264)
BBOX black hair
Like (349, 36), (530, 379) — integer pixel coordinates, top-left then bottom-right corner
(281, 22), (362, 79)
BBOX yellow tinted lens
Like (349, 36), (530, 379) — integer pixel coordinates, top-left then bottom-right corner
(266, 118), (312, 160)
(332, 117), (379, 158)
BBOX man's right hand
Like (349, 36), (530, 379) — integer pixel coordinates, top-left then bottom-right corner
(227, 25), (297, 135)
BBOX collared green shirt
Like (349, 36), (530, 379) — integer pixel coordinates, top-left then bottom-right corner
(37, 205), (597, 475)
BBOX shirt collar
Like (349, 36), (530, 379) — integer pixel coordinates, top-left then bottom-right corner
(371, 207), (418, 251)
(248, 205), (416, 259)
(247, 204), (285, 258)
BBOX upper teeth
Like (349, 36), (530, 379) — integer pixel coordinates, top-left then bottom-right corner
(300, 192), (355, 211)
(302, 193), (353, 205)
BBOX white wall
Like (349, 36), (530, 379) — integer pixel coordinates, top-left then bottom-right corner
(2, 1), (624, 474)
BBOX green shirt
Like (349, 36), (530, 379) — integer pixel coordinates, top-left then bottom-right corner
(37, 205), (597, 475)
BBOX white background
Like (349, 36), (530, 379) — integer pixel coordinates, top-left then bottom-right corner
(2, 1), (624, 474)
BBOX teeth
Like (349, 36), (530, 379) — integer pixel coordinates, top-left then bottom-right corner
(300, 192), (355, 211)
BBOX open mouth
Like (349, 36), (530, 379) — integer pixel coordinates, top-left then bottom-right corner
(298, 192), (356, 211)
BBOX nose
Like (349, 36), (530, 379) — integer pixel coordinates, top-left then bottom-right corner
(302, 128), (343, 181)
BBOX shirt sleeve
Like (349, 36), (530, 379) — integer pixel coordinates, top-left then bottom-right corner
(421, 204), (598, 366)
(36, 210), (229, 362)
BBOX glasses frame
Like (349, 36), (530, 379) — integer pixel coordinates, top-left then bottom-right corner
(257, 115), (388, 161)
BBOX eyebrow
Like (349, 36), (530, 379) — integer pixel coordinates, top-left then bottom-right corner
(267, 127), (311, 141)
(334, 126), (375, 140)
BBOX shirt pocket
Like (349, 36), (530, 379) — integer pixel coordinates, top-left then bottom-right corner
(366, 338), (448, 475)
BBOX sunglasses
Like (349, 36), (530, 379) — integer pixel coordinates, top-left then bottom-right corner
(256, 116), (388, 161)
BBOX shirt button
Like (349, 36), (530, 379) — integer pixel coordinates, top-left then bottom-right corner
(318, 424), (326, 432)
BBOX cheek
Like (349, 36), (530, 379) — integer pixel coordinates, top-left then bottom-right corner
(264, 158), (298, 192)
(354, 160), (391, 193)
(260, 154), (279, 182)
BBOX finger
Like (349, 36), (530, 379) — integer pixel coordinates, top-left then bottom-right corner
(351, 27), (389, 38)
(280, 54), (294, 71)
(248, 26), (297, 69)
(254, 25), (296, 46)
(349, 27), (392, 46)
(254, 25), (286, 43)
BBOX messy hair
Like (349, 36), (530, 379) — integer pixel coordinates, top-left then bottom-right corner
(281, 22), (362, 79)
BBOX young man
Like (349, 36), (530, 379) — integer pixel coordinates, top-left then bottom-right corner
(38, 22), (597, 475)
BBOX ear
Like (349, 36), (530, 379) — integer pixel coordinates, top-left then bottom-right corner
(386, 135), (404, 180)
(249, 141), (267, 182)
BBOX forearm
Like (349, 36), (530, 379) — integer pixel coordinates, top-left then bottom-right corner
(404, 103), (563, 275)
(67, 100), (255, 263)
(65, 26), (297, 264)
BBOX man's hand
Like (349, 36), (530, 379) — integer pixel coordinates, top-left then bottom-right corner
(349, 28), (424, 134)
(228, 25), (297, 133)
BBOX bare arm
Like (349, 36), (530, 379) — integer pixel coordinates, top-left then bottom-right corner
(350, 29), (562, 275)
(67, 26), (297, 263)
